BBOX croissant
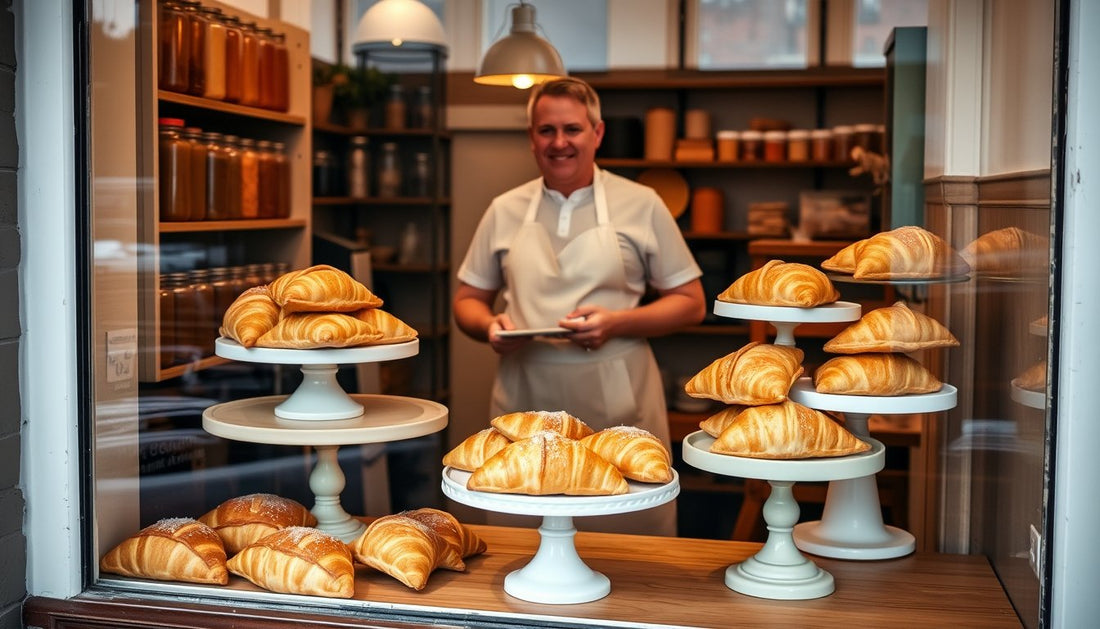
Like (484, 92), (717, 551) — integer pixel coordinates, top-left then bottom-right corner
(820, 241), (861, 274)
(814, 353), (943, 396)
(684, 342), (804, 405)
(717, 260), (840, 307)
(402, 508), (487, 571)
(852, 226), (970, 279)
(710, 401), (870, 459)
(352, 307), (418, 344)
(198, 493), (317, 555)
(489, 410), (594, 441)
(579, 425), (673, 483)
(268, 264), (383, 314)
(255, 312), (384, 349)
(226, 526), (354, 598)
(219, 286), (281, 348)
(823, 301), (960, 354)
(698, 405), (748, 438)
(100, 518), (228, 585)
(441, 428), (512, 472)
(1013, 360), (1046, 391)
(960, 227), (1046, 275)
(467, 431), (629, 496)
(349, 514), (450, 589)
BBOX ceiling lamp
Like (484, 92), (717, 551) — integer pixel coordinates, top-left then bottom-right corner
(353, 0), (448, 53)
(474, 2), (566, 89)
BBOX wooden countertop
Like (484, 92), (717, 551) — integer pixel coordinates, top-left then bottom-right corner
(161, 523), (1019, 628)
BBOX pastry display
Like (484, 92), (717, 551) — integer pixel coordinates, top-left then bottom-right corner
(198, 493), (318, 554)
(489, 410), (594, 441)
(227, 526), (355, 598)
(709, 401), (870, 459)
(402, 508), (487, 569)
(717, 260), (840, 308)
(353, 307), (419, 344)
(441, 427), (512, 472)
(822, 226), (970, 279)
(814, 353), (943, 396)
(268, 264), (383, 314)
(100, 518), (228, 585)
(698, 405), (748, 438)
(467, 431), (629, 496)
(960, 226), (1046, 275)
(1013, 360), (1047, 391)
(684, 342), (804, 405)
(255, 312), (385, 349)
(579, 425), (673, 483)
(350, 514), (451, 589)
(820, 241), (860, 274)
(823, 301), (959, 354)
(219, 286), (282, 348)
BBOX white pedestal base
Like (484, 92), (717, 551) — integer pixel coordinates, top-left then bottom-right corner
(503, 516), (611, 604)
(276, 364), (363, 420)
(309, 445), (366, 543)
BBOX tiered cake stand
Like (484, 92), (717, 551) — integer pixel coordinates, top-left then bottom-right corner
(203, 338), (448, 542)
(441, 467), (679, 605)
(788, 379), (957, 559)
(713, 300), (861, 347)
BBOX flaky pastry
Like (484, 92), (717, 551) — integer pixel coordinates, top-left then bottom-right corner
(710, 401), (869, 459)
(684, 342), (804, 405)
(717, 260), (840, 307)
(100, 518), (228, 585)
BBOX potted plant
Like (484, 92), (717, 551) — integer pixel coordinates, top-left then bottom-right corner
(334, 66), (396, 130)
(311, 62), (347, 125)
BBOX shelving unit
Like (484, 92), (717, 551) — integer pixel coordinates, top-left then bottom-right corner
(136, 0), (312, 382)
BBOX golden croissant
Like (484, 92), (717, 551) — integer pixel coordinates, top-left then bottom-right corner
(100, 518), (228, 585)
(698, 405), (748, 438)
(823, 301), (960, 354)
(684, 342), (804, 405)
(226, 526), (354, 598)
(402, 508), (487, 571)
(579, 425), (673, 483)
(219, 286), (281, 348)
(349, 514), (450, 589)
(268, 264), (383, 314)
(353, 307), (418, 344)
(1013, 360), (1046, 391)
(960, 227), (1046, 275)
(198, 493), (317, 555)
(467, 431), (628, 496)
(710, 401), (870, 459)
(820, 241), (861, 274)
(489, 410), (594, 441)
(442, 428), (512, 472)
(717, 260), (840, 307)
(814, 353), (942, 396)
(255, 312), (384, 349)
(852, 226), (970, 279)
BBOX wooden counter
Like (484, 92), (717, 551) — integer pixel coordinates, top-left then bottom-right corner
(36, 524), (1020, 628)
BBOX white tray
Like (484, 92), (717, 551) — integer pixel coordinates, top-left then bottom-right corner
(712, 300), (860, 347)
(789, 378), (959, 416)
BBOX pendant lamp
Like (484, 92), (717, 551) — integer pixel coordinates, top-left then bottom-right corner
(475, 2), (567, 89)
(353, 0), (448, 53)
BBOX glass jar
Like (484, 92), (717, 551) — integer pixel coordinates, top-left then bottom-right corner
(412, 152), (432, 198)
(256, 140), (278, 218)
(169, 272), (197, 364)
(200, 7), (226, 100)
(378, 142), (402, 197)
(256, 26), (276, 110)
(238, 138), (259, 218)
(811, 129), (833, 161)
(180, 0), (206, 96)
(716, 130), (739, 162)
(208, 267), (236, 339)
(413, 85), (433, 129)
(202, 132), (230, 220)
(158, 118), (191, 221)
(221, 134), (242, 218)
(763, 130), (787, 162)
(313, 149), (336, 197)
(347, 136), (370, 199)
(157, 0), (190, 93)
(272, 141), (291, 218)
(260, 262), (278, 284)
(272, 32), (290, 112)
(787, 129), (811, 162)
(158, 273), (178, 369)
(739, 130), (763, 162)
(385, 84), (407, 130)
(222, 14), (243, 103)
(182, 126), (206, 220)
(188, 268), (216, 357)
(243, 263), (265, 289)
(832, 125), (855, 162)
(239, 22), (261, 107)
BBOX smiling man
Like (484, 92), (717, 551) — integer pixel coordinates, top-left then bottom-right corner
(452, 78), (705, 536)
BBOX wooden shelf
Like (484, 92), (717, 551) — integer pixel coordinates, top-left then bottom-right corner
(158, 90), (307, 126)
(312, 121), (452, 140)
(158, 218), (308, 233)
(575, 67), (885, 90)
(598, 158), (855, 169)
(312, 196), (452, 206)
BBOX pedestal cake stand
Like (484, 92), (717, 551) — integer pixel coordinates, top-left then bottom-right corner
(441, 467), (679, 605)
(203, 338), (448, 542)
(788, 378), (957, 559)
(682, 431), (884, 600)
(713, 299), (861, 347)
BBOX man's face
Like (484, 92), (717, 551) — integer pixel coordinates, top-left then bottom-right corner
(528, 94), (605, 194)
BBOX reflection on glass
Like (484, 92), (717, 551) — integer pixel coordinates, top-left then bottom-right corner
(852, 0), (928, 67)
(696, 0), (808, 70)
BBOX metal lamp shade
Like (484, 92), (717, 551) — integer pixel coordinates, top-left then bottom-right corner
(353, 0), (447, 53)
(474, 3), (566, 89)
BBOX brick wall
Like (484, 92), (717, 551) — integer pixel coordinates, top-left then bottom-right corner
(0, 1), (26, 628)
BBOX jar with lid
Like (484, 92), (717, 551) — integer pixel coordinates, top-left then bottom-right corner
(347, 136), (370, 199)
(256, 140), (278, 218)
(412, 152), (432, 197)
(180, 0), (206, 96)
(260, 262), (279, 284)
(158, 273), (179, 368)
(272, 141), (291, 218)
(740, 130), (764, 161)
(157, 0), (190, 93)
(852, 123), (879, 153)
(221, 135), (243, 218)
(238, 138), (260, 218)
(181, 126), (207, 219)
(187, 269), (215, 357)
(832, 125), (855, 162)
(313, 149), (338, 197)
(158, 118), (191, 221)
(271, 32), (289, 112)
(239, 22), (261, 107)
(256, 26), (277, 110)
(200, 7), (226, 100)
(413, 85), (434, 129)
(169, 272), (197, 364)
(385, 85), (407, 130)
(222, 14), (243, 103)
(378, 142), (402, 198)
(787, 129), (811, 162)
(243, 263), (266, 289)
(202, 132), (231, 220)
(716, 130), (739, 162)
(208, 267), (236, 339)
(810, 129), (833, 161)
(763, 130), (787, 162)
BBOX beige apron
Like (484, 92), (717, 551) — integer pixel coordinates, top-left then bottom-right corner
(487, 169), (676, 536)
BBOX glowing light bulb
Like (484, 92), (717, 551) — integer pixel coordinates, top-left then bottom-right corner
(391, 38), (404, 46)
(512, 74), (535, 90)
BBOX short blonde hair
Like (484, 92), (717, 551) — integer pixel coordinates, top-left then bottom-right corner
(526, 77), (602, 127)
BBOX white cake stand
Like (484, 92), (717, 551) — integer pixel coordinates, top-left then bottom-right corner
(215, 337), (418, 420)
(713, 300), (861, 347)
(787, 378), (957, 559)
(441, 467), (680, 605)
(682, 431), (884, 600)
(1010, 382), (1046, 409)
(205, 394), (447, 542)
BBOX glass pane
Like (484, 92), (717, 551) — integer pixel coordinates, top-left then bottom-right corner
(852, 0), (928, 67)
(696, 0), (810, 70)
(482, 0), (608, 72)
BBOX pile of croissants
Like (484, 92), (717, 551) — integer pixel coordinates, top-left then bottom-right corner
(444, 411), (674, 496)
(99, 493), (485, 597)
(220, 264), (416, 349)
